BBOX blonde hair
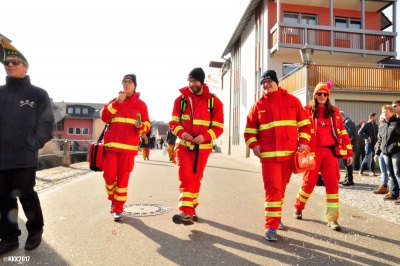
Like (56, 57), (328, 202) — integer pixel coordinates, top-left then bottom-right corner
(382, 105), (395, 113)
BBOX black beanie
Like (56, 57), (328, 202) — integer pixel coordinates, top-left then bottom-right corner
(260, 70), (279, 85)
(122, 74), (137, 87)
(188, 67), (205, 84)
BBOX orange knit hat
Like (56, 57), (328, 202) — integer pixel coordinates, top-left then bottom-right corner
(314, 81), (333, 97)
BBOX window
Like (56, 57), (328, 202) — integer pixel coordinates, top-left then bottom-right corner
(67, 127), (74, 135)
(82, 108), (89, 115)
(67, 107), (74, 114)
(283, 63), (300, 76)
(75, 107), (81, 114)
(335, 17), (361, 48)
(283, 13), (317, 44)
(82, 128), (89, 135)
(75, 128), (81, 135)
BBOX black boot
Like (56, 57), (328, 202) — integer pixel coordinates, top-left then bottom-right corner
(25, 229), (43, 251)
(0, 237), (19, 255)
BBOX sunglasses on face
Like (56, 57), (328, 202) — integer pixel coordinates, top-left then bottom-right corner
(316, 92), (328, 97)
(4, 59), (23, 66)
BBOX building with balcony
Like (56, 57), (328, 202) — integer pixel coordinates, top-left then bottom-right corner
(52, 101), (105, 150)
(219, 0), (399, 158)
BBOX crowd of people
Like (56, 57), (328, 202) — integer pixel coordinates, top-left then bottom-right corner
(1, 37), (400, 257)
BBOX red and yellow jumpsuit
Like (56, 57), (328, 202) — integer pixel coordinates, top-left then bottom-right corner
(101, 92), (150, 213)
(169, 84), (224, 217)
(294, 105), (353, 222)
(244, 88), (311, 230)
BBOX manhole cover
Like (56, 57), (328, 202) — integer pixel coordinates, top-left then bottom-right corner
(123, 203), (171, 217)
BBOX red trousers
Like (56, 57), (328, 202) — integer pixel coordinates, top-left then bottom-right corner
(262, 160), (292, 230)
(102, 151), (135, 213)
(175, 146), (210, 217)
(294, 146), (340, 222)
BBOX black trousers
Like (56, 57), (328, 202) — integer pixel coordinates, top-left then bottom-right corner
(0, 168), (44, 240)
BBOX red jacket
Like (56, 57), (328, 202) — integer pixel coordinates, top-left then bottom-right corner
(101, 92), (150, 154)
(244, 88), (311, 162)
(169, 84), (224, 153)
(306, 104), (353, 158)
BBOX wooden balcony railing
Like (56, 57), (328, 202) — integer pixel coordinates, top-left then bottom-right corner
(280, 64), (400, 93)
(271, 23), (396, 55)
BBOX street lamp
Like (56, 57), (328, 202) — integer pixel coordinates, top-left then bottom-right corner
(300, 45), (314, 66)
(299, 45), (314, 104)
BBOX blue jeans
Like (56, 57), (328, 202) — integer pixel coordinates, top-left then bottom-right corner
(379, 153), (389, 186)
(360, 143), (375, 173)
(383, 152), (400, 198)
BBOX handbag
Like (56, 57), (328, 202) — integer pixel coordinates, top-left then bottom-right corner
(291, 150), (316, 174)
(88, 124), (108, 171)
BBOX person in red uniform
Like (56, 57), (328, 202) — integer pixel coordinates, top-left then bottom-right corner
(169, 67), (224, 225)
(293, 81), (353, 231)
(101, 74), (150, 221)
(244, 70), (311, 242)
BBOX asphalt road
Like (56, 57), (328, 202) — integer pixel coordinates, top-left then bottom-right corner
(3, 149), (400, 266)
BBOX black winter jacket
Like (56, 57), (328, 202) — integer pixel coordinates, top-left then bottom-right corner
(0, 76), (54, 170)
(375, 115), (400, 156)
(358, 120), (378, 146)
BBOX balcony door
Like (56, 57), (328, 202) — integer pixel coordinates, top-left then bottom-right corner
(283, 12), (317, 45)
(335, 17), (361, 49)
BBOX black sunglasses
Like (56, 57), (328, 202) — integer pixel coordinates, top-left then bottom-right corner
(4, 59), (23, 66)
(317, 92), (328, 97)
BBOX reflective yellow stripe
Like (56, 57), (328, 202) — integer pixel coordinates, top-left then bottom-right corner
(345, 144), (352, 149)
(180, 192), (195, 198)
(172, 125), (184, 135)
(171, 116), (180, 122)
(211, 121), (224, 128)
(297, 196), (307, 203)
(105, 181), (117, 190)
(104, 142), (138, 151)
(111, 117), (136, 125)
(340, 130), (348, 135)
(265, 211), (281, 217)
(260, 150), (294, 158)
(179, 201), (194, 208)
(327, 194), (339, 199)
(299, 189), (311, 198)
(114, 195), (127, 201)
(265, 201), (281, 207)
(259, 120), (297, 131)
(181, 114), (191, 121)
(246, 137), (257, 146)
(326, 203), (339, 208)
(115, 186), (128, 193)
(299, 132), (311, 141)
(179, 140), (213, 150)
(193, 119), (210, 126)
(297, 119), (311, 127)
(207, 129), (216, 140)
(245, 128), (258, 134)
(107, 104), (117, 114)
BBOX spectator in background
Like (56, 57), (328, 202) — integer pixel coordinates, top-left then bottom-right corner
(393, 100), (400, 118)
(358, 113), (378, 176)
(372, 113), (389, 195)
(141, 131), (151, 160)
(166, 129), (177, 162)
(354, 119), (366, 170)
(0, 38), (54, 254)
(339, 111), (357, 186)
(150, 135), (156, 149)
(374, 105), (400, 204)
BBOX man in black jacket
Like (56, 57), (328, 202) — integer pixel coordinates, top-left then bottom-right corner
(358, 113), (378, 176)
(0, 38), (54, 254)
(339, 111), (357, 185)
